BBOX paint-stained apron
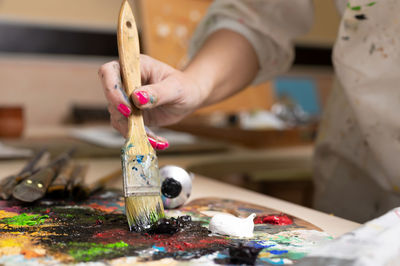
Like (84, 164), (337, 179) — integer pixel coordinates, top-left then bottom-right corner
(314, 0), (400, 223)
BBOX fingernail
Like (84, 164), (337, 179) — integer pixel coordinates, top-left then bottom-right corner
(117, 103), (131, 117)
(134, 91), (150, 105)
(148, 137), (169, 150)
(156, 141), (169, 150)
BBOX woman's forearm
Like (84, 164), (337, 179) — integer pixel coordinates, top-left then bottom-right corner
(184, 29), (259, 107)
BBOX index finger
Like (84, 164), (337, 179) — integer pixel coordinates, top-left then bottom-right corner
(98, 61), (131, 108)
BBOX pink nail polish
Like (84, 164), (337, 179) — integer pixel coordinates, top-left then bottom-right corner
(117, 103), (131, 117)
(134, 91), (150, 105)
(148, 137), (157, 149)
(156, 141), (169, 150)
(148, 137), (169, 150)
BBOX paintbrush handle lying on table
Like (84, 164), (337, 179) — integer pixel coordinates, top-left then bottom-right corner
(71, 168), (122, 200)
(118, 0), (164, 231)
(0, 148), (50, 200)
(47, 161), (75, 195)
(12, 149), (75, 202)
(86, 168), (122, 195)
(68, 163), (89, 199)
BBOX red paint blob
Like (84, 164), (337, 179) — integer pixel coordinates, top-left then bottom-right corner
(253, 214), (293, 226)
(93, 228), (228, 252)
(152, 236), (228, 252)
(94, 228), (127, 239)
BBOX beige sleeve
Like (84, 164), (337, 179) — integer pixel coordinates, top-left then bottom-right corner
(189, 0), (314, 85)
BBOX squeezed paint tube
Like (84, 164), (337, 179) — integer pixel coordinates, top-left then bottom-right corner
(159, 165), (193, 209)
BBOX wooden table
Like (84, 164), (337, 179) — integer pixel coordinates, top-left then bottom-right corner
(0, 157), (359, 238)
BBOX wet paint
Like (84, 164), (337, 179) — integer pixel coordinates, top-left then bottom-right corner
(214, 243), (261, 265)
(160, 165), (192, 209)
(0, 213), (49, 226)
(209, 213), (255, 238)
(254, 214), (293, 225)
(347, 1), (376, 11)
(67, 241), (129, 262)
(355, 14), (367, 20)
(161, 178), (182, 198)
(0, 192), (332, 265)
(147, 215), (193, 235)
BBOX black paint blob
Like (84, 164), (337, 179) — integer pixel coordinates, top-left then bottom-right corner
(161, 177), (182, 198)
(215, 243), (262, 265)
(146, 215), (205, 235)
(355, 14), (367, 20)
(229, 244), (261, 265)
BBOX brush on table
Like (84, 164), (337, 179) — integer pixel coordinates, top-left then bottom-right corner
(47, 161), (75, 197)
(71, 168), (123, 199)
(68, 163), (89, 200)
(0, 148), (50, 200)
(12, 149), (75, 202)
(117, 0), (164, 231)
(85, 169), (122, 196)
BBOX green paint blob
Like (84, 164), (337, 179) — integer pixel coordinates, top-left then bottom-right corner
(347, 3), (362, 11)
(274, 235), (302, 245)
(150, 210), (164, 223)
(68, 241), (129, 262)
(367, 2), (376, 6)
(1, 213), (49, 226)
(59, 213), (74, 218)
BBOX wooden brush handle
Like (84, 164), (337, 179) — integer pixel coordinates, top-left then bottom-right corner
(117, 0), (148, 146)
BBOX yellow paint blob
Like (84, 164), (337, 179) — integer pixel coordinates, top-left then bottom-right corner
(0, 234), (46, 258)
(0, 238), (23, 248)
(0, 210), (18, 219)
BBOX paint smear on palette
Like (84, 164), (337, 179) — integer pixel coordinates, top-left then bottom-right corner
(0, 197), (229, 264)
(0, 192), (333, 265)
(2, 213), (49, 226)
(254, 229), (333, 263)
(254, 214), (293, 225)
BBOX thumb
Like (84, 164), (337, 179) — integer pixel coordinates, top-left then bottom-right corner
(131, 76), (182, 109)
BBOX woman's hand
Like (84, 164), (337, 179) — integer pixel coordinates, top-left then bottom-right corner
(98, 55), (205, 148)
(99, 30), (259, 149)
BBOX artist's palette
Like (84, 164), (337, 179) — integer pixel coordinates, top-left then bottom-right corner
(0, 191), (332, 265)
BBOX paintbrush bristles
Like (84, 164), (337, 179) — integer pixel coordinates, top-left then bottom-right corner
(125, 195), (164, 231)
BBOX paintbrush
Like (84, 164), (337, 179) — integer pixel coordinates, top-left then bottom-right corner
(117, 0), (164, 231)
(68, 163), (89, 200)
(12, 149), (75, 202)
(86, 168), (122, 195)
(72, 168), (122, 200)
(47, 161), (75, 197)
(0, 148), (50, 200)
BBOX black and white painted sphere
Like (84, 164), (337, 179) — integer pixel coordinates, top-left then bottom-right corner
(160, 165), (193, 209)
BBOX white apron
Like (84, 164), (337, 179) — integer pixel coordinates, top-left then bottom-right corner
(190, 0), (400, 222)
(314, 0), (400, 222)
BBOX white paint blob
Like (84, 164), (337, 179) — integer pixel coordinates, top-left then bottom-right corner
(209, 213), (256, 238)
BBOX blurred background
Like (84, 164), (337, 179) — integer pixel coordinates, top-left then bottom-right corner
(0, 0), (340, 207)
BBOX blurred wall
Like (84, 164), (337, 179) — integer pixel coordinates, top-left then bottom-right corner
(0, 55), (109, 127)
(0, 0), (340, 45)
(0, 0), (340, 127)
(0, 0), (120, 30)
